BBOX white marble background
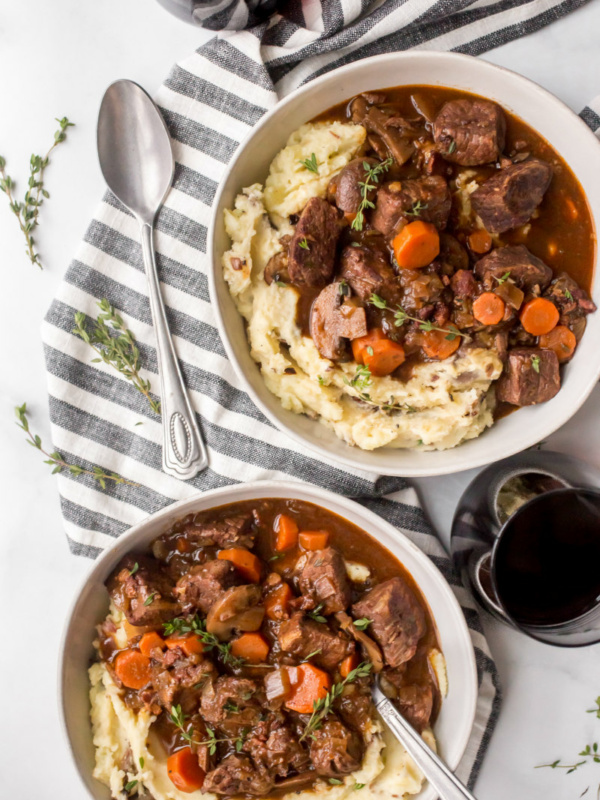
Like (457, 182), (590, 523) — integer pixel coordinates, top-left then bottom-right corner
(1, 0), (600, 797)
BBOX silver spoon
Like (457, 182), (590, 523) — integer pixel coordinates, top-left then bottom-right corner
(97, 79), (208, 480)
(373, 679), (479, 800)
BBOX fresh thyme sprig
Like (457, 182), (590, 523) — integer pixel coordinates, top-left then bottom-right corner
(168, 705), (247, 754)
(369, 293), (470, 342)
(15, 403), (136, 489)
(342, 364), (414, 413)
(0, 117), (75, 269)
(307, 604), (327, 624)
(536, 743), (600, 774)
(73, 300), (161, 415)
(536, 696), (600, 797)
(163, 616), (245, 667)
(493, 271), (512, 286)
(299, 153), (319, 174)
(300, 661), (372, 742)
(351, 158), (393, 232)
(531, 355), (541, 374)
(588, 699), (600, 720)
(406, 200), (429, 218)
(353, 618), (372, 631)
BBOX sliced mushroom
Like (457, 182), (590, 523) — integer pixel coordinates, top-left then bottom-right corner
(310, 282), (368, 361)
(335, 611), (384, 672)
(350, 97), (415, 166)
(206, 584), (264, 641)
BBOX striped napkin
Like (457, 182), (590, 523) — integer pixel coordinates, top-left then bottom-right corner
(42, 0), (597, 786)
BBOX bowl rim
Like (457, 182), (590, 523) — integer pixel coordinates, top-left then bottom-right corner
(58, 480), (478, 800)
(207, 49), (600, 478)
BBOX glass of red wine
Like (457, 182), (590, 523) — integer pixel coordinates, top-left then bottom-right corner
(452, 451), (600, 646)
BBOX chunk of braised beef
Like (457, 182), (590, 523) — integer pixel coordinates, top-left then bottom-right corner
(433, 99), (506, 166)
(106, 555), (181, 627)
(496, 347), (560, 406)
(352, 577), (426, 669)
(309, 281), (367, 361)
(397, 683), (435, 733)
(288, 197), (341, 287)
(437, 232), (469, 274)
(474, 245), (553, 292)
(182, 513), (256, 550)
(243, 714), (310, 778)
(200, 677), (261, 730)
(398, 266), (446, 316)
(309, 717), (364, 777)
(339, 243), (400, 305)
(203, 754), (274, 797)
(471, 159), (553, 234)
(278, 612), (354, 671)
(175, 559), (239, 615)
(294, 547), (351, 615)
(336, 682), (374, 737)
(451, 269), (478, 299)
(328, 158), (379, 214)
(544, 271), (597, 337)
(372, 176), (451, 238)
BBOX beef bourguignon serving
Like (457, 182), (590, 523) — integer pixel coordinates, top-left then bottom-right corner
(271, 86), (596, 411)
(94, 499), (441, 797)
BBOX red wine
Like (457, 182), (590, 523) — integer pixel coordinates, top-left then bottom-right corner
(493, 490), (600, 627)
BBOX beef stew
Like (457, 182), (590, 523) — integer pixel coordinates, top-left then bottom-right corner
(96, 499), (442, 797)
(266, 86), (597, 412)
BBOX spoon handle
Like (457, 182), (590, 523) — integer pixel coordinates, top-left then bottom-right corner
(141, 223), (209, 479)
(373, 684), (478, 800)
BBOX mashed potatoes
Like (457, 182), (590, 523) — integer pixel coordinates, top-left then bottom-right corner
(89, 606), (447, 800)
(222, 121), (503, 451)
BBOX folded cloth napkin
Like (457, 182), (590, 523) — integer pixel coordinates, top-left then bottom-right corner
(42, 0), (596, 786)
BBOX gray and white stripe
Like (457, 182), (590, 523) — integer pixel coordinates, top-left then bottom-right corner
(43, 0), (596, 785)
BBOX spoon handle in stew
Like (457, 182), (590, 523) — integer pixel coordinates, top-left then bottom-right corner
(372, 683), (478, 800)
(140, 222), (209, 479)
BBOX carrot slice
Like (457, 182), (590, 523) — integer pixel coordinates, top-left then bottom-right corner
(165, 634), (204, 657)
(298, 530), (330, 551)
(217, 548), (262, 583)
(114, 649), (153, 690)
(339, 652), (360, 679)
(352, 329), (386, 364)
(422, 329), (461, 360)
(138, 631), (166, 657)
(176, 537), (191, 553)
(231, 632), (270, 662)
(392, 221), (440, 269)
(468, 229), (492, 254)
(167, 747), (206, 793)
(472, 292), (506, 325)
(352, 329), (405, 377)
(539, 324), (577, 362)
(520, 297), (559, 336)
(264, 583), (293, 621)
(285, 663), (331, 714)
(274, 514), (299, 552)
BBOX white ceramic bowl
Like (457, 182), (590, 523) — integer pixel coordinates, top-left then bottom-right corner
(59, 481), (477, 800)
(208, 51), (600, 477)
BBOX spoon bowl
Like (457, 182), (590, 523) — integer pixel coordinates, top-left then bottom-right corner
(98, 80), (173, 223)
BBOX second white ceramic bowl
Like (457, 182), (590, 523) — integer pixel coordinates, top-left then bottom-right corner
(59, 481), (477, 800)
(208, 51), (599, 477)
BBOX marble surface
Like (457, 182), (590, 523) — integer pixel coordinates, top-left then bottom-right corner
(1, 1), (600, 797)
